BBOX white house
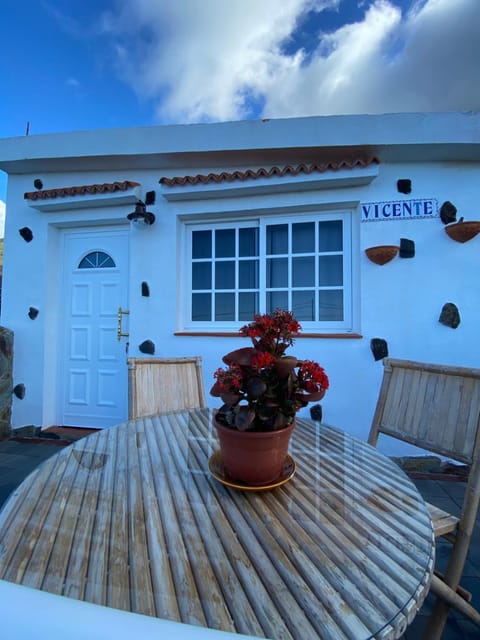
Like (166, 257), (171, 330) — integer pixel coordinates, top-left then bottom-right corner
(0, 111), (479, 456)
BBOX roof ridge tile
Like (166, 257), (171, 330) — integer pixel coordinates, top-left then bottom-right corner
(24, 180), (140, 201)
(159, 158), (379, 187)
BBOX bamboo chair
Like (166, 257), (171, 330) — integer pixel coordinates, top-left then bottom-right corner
(127, 356), (206, 419)
(367, 358), (480, 639)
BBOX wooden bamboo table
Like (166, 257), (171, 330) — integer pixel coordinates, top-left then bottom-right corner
(0, 409), (434, 639)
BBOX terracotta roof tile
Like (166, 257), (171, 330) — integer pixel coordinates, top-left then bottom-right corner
(159, 158), (380, 187)
(24, 180), (140, 201)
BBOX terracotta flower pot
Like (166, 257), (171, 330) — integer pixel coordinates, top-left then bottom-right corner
(213, 414), (295, 486)
(365, 245), (399, 265)
(444, 221), (480, 243)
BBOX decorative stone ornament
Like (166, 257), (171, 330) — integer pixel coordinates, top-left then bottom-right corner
(440, 201), (457, 225)
(310, 404), (323, 422)
(145, 190), (156, 205)
(397, 179), (411, 194)
(439, 303), (461, 329)
(19, 227), (33, 242)
(370, 338), (389, 361)
(13, 383), (26, 399)
(399, 238), (415, 258)
(139, 339), (155, 355)
(365, 245), (399, 265)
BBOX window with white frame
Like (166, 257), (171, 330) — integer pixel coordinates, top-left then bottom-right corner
(185, 211), (355, 332)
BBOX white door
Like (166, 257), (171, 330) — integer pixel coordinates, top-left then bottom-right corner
(60, 228), (129, 428)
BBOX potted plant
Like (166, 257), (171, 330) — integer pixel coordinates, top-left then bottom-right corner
(210, 309), (329, 486)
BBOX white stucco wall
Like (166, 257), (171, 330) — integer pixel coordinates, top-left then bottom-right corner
(0, 113), (479, 458)
(137, 161), (479, 458)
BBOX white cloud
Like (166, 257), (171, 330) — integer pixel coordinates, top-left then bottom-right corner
(103, 0), (480, 123)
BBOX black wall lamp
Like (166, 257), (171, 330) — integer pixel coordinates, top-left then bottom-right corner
(127, 201), (155, 226)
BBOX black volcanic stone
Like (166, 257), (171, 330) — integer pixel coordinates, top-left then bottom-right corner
(13, 383), (26, 399)
(19, 227), (33, 242)
(139, 340), (155, 355)
(370, 338), (389, 361)
(397, 179), (411, 194)
(399, 238), (415, 258)
(440, 201), (457, 225)
(439, 303), (460, 329)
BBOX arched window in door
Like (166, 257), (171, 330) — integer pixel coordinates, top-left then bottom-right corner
(78, 251), (116, 269)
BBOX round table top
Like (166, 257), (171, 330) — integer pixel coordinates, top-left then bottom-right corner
(0, 408), (434, 639)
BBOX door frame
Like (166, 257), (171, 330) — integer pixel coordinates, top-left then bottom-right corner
(55, 224), (130, 428)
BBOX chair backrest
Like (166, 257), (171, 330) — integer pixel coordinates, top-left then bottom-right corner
(368, 358), (480, 465)
(369, 358), (480, 635)
(127, 356), (206, 419)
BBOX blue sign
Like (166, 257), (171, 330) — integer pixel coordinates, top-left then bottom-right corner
(361, 198), (438, 222)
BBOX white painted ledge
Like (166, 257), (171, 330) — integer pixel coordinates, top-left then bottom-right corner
(0, 580), (261, 640)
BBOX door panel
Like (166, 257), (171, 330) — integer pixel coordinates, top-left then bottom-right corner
(61, 228), (129, 428)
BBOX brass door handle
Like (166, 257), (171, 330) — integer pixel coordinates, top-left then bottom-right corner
(117, 307), (130, 341)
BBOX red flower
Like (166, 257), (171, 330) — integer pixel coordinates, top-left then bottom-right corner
(298, 361), (330, 394)
(213, 365), (243, 393)
(240, 309), (302, 356)
(251, 351), (276, 371)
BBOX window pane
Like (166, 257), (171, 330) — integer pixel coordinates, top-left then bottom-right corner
(192, 231), (212, 259)
(293, 256), (315, 287)
(215, 229), (235, 257)
(267, 258), (288, 287)
(267, 224), (288, 254)
(267, 291), (288, 314)
(239, 293), (258, 320)
(192, 293), (211, 321)
(239, 228), (258, 257)
(292, 222), (315, 253)
(239, 260), (258, 289)
(192, 262), (211, 290)
(215, 293), (235, 320)
(215, 261), (235, 289)
(188, 215), (349, 328)
(319, 290), (343, 321)
(293, 291), (315, 321)
(318, 255), (343, 286)
(97, 253), (115, 268)
(78, 251), (115, 269)
(318, 221), (343, 252)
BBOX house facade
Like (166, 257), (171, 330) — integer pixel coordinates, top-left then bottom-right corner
(0, 112), (479, 455)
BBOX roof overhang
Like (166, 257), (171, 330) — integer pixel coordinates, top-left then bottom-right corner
(0, 112), (478, 176)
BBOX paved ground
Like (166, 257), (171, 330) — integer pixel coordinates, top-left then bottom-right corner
(404, 476), (480, 639)
(0, 434), (478, 639)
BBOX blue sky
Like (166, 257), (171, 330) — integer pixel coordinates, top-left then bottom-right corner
(0, 0), (479, 206)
